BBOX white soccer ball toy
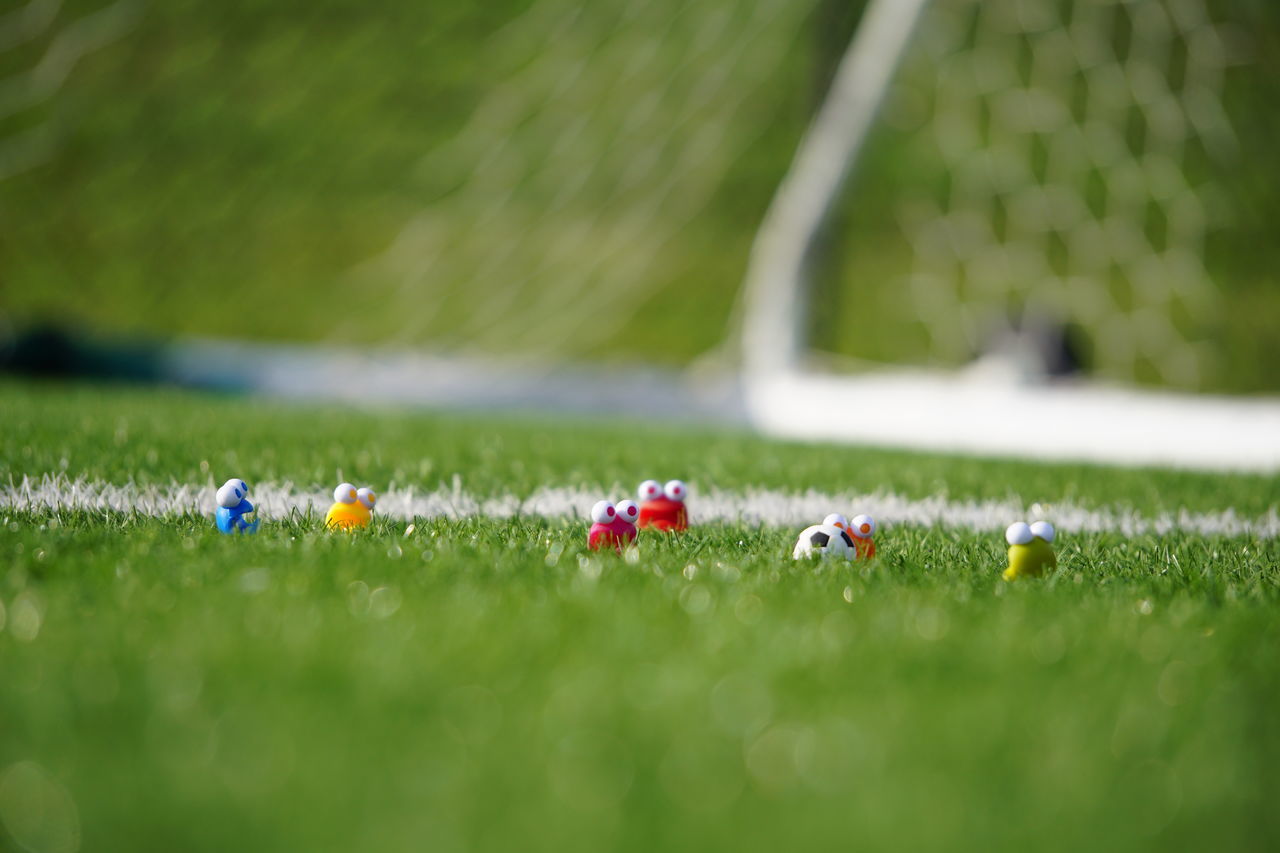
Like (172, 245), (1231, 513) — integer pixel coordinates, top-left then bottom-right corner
(793, 524), (856, 560)
(638, 480), (663, 501)
(216, 478), (249, 509)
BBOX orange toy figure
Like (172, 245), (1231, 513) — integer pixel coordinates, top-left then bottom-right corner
(824, 512), (876, 559)
(637, 479), (689, 532)
(847, 513), (876, 559)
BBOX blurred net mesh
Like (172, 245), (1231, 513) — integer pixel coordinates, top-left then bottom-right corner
(360, 0), (815, 360)
(882, 0), (1238, 387)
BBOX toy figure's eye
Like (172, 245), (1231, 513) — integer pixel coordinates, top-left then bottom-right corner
(616, 500), (639, 523)
(1029, 520), (1055, 543)
(334, 483), (358, 504)
(216, 480), (243, 509)
(591, 501), (616, 524)
(1005, 522), (1033, 546)
(851, 514), (876, 537)
(357, 487), (377, 510)
(664, 480), (687, 501)
(638, 480), (662, 501)
(823, 513), (848, 529)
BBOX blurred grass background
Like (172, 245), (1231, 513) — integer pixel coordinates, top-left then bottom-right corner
(0, 0), (825, 362)
(1, 0), (1277, 389)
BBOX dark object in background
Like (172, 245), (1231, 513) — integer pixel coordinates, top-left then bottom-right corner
(0, 323), (742, 419)
(975, 309), (1089, 382)
(0, 324), (167, 383)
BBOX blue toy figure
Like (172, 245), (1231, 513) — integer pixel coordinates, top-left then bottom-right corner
(215, 478), (260, 534)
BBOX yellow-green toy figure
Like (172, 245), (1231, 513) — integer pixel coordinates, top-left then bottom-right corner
(1003, 521), (1056, 581)
(325, 482), (377, 530)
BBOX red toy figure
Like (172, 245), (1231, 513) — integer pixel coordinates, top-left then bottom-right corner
(637, 479), (689, 532)
(588, 500), (639, 553)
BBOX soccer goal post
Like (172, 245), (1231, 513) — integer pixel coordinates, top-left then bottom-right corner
(740, 0), (931, 377)
(737, 0), (1280, 471)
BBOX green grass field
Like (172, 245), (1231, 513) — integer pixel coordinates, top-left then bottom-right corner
(2, 381), (1278, 852)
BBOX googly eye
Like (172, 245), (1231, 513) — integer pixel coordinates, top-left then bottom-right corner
(591, 501), (616, 524)
(216, 479), (244, 509)
(616, 500), (640, 524)
(334, 483), (358, 504)
(663, 479), (687, 501)
(638, 480), (663, 501)
(823, 513), (848, 529)
(1029, 520), (1055, 543)
(357, 487), (377, 510)
(851, 514), (876, 537)
(1005, 522), (1033, 546)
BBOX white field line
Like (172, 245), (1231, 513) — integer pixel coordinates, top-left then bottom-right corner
(3, 475), (1278, 539)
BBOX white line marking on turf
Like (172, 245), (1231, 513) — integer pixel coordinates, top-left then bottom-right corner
(3, 475), (1278, 538)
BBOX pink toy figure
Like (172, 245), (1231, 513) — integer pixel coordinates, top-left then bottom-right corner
(613, 500), (640, 541)
(588, 500), (639, 553)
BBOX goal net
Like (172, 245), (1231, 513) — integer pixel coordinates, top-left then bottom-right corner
(742, 0), (1254, 392)
(0, 0), (827, 373)
(356, 0), (822, 364)
(4, 0), (1273, 417)
(736, 0), (1280, 468)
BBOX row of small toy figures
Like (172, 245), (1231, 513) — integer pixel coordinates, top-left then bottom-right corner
(213, 477), (692, 538)
(215, 477), (1057, 581)
(586, 486), (883, 563)
(586, 479), (691, 549)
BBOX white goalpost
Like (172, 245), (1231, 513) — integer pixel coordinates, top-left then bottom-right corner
(737, 0), (1280, 471)
(741, 0), (932, 377)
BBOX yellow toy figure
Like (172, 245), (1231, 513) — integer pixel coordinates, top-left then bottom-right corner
(1003, 521), (1056, 580)
(325, 482), (377, 530)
